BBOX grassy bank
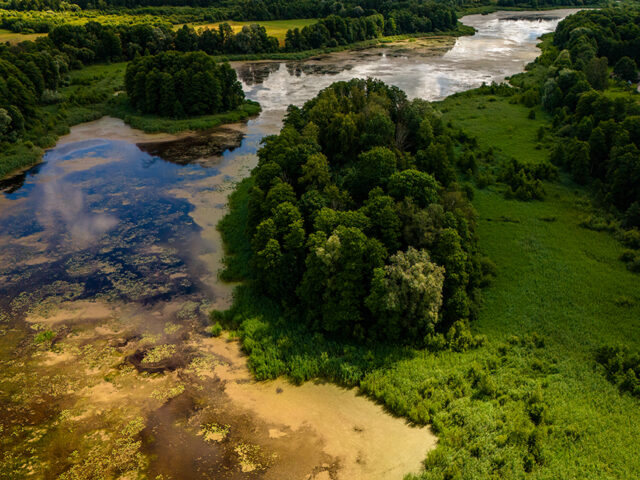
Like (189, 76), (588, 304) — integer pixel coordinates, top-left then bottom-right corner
(212, 24), (474, 62)
(106, 95), (260, 134)
(216, 85), (640, 479)
(0, 62), (260, 179)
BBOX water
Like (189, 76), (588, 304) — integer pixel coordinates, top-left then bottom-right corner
(0, 10), (579, 479)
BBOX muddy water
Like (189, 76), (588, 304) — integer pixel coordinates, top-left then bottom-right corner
(0, 10), (578, 480)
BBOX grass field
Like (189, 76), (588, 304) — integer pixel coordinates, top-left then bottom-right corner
(186, 18), (318, 45)
(418, 92), (640, 478)
(217, 89), (640, 479)
(0, 28), (45, 44)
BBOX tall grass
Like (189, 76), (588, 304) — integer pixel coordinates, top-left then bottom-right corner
(216, 88), (640, 479)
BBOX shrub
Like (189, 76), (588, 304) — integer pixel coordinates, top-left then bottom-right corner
(34, 329), (54, 344)
(208, 323), (223, 337)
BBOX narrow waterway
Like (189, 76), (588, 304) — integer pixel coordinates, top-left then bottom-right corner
(0, 10), (579, 479)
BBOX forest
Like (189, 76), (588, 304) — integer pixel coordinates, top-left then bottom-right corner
(124, 51), (244, 116)
(240, 78), (488, 345)
(514, 8), (640, 268)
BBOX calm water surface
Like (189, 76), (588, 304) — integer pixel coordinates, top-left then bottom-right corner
(0, 11), (578, 299)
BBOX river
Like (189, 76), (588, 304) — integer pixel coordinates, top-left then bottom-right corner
(0, 10), (578, 480)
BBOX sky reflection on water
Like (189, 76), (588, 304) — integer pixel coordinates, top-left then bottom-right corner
(0, 9), (579, 307)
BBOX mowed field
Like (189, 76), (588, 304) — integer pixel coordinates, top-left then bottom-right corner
(185, 18), (318, 44)
(0, 28), (46, 44)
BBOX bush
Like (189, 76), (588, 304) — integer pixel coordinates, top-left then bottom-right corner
(596, 345), (640, 398)
(208, 323), (223, 337)
(34, 329), (54, 344)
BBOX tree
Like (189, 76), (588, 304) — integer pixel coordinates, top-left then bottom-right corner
(298, 226), (386, 338)
(0, 108), (12, 139)
(345, 146), (397, 200)
(416, 142), (456, 186)
(614, 57), (638, 83)
(251, 202), (305, 301)
(570, 141), (591, 185)
(585, 57), (608, 91)
(361, 111), (395, 148)
(388, 169), (440, 207)
(300, 153), (331, 190)
(362, 189), (402, 252)
(366, 247), (445, 342)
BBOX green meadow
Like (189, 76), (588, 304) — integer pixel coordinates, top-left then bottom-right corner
(410, 92), (640, 478)
(217, 88), (640, 479)
(187, 18), (318, 45)
(0, 28), (45, 44)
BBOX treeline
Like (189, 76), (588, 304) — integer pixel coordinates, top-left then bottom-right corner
(2, 0), (79, 11)
(524, 9), (640, 224)
(44, 7), (458, 63)
(46, 21), (282, 62)
(0, 43), (68, 143)
(238, 78), (489, 346)
(124, 51), (244, 116)
(496, 0), (598, 7)
(284, 4), (457, 51)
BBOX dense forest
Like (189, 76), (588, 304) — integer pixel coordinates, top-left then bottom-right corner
(0, 43), (68, 143)
(124, 51), (244, 116)
(517, 9), (640, 234)
(284, 5), (457, 51)
(1, 0), (602, 16)
(232, 78), (488, 345)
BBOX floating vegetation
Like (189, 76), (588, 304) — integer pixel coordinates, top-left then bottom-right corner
(34, 329), (55, 344)
(58, 417), (147, 480)
(151, 384), (185, 402)
(142, 345), (176, 365)
(234, 443), (270, 473)
(139, 333), (161, 346)
(198, 422), (230, 443)
(163, 322), (181, 335)
(176, 301), (201, 322)
(185, 355), (219, 379)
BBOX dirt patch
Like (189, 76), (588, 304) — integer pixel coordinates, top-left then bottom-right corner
(199, 336), (437, 480)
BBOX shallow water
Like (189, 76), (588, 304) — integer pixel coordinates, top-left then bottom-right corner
(0, 10), (579, 479)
